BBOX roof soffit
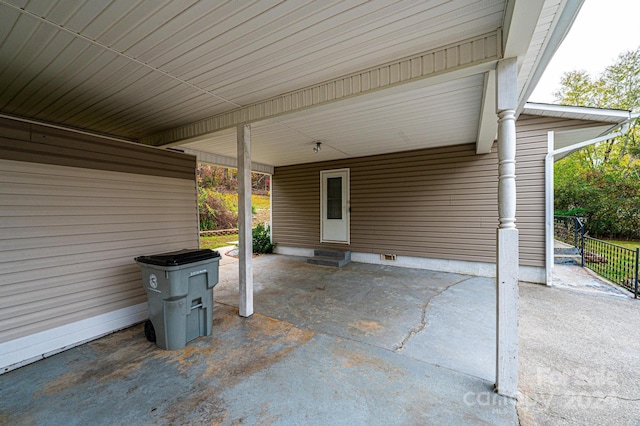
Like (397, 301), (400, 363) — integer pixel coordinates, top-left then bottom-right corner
(0, 0), (507, 140)
(142, 32), (502, 147)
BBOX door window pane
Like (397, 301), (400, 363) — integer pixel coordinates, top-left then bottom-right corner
(327, 177), (342, 219)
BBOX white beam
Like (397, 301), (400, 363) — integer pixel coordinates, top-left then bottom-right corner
(495, 57), (519, 399)
(476, 70), (497, 154)
(141, 32), (501, 147)
(502, 0), (546, 59)
(237, 124), (253, 317)
(523, 102), (633, 122)
(180, 147), (274, 174)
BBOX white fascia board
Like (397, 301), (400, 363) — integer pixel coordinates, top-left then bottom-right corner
(523, 102), (633, 123)
(517, 0), (585, 113)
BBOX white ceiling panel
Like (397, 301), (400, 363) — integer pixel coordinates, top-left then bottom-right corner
(93, 1), (176, 48)
(180, 75), (484, 167)
(0, 0), (581, 165)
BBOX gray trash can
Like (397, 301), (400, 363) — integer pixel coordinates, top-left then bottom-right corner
(135, 249), (221, 350)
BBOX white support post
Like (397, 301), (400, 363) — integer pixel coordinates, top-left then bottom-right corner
(237, 124), (253, 317)
(495, 57), (519, 399)
(269, 173), (273, 243)
(545, 131), (555, 286)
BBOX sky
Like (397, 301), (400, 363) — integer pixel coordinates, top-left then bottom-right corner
(529, 0), (640, 104)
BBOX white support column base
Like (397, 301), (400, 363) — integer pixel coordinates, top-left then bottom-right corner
(495, 227), (519, 398)
(237, 124), (253, 317)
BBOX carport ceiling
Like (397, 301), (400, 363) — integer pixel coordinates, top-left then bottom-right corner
(0, 0), (579, 167)
(179, 75), (485, 167)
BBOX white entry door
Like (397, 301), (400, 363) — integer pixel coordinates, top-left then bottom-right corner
(320, 168), (350, 244)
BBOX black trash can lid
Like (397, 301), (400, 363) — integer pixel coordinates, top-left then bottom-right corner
(135, 248), (220, 266)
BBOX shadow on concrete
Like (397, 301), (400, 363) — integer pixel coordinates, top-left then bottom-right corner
(0, 254), (517, 425)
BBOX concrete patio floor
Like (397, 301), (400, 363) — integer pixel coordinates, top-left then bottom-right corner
(1, 252), (638, 425)
(518, 264), (640, 425)
(1, 253), (516, 425)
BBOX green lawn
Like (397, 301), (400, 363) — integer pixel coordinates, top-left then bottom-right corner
(605, 239), (640, 250)
(587, 239), (639, 293)
(199, 194), (268, 249)
(200, 234), (238, 250)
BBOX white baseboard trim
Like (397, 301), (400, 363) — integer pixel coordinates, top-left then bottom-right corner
(275, 246), (545, 284)
(351, 251), (498, 277)
(1, 302), (149, 374)
(519, 265), (546, 284)
(274, 246), (315, 257)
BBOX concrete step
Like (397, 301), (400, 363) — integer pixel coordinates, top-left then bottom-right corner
(554, 247), (580, 255)
(307, 255), (350, 268)
(313, 249), (351, 261)
(307, 249), (351, 267)
(554, 254), (581, 265)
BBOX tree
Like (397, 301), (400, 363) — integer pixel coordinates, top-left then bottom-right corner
(196, 163), (272, 231)
(553, 47), (640, 239)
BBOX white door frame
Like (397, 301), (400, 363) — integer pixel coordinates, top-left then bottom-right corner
(320, 168), (350, 244)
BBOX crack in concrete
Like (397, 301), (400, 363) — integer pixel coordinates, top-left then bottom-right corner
(392, 277), (472, 352)
(528, 391), (640, 402)
(392, 301), (430, 352)
(518, 392), (573, 423)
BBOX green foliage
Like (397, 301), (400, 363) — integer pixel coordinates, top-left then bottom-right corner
(554, 49), (640, 110)
(554, 207), (586, 217)
(252, 194), (270, 209)
(555, 157), (640, 239)
(554, 70), (597, 106)
(197, 164), (271, 194)
(252, 223), (275, 254)
(554, 48), (640, 170)
(553, 47), (640, 240)
(196, 163), (271, 231)
(218, 192), (238, 214)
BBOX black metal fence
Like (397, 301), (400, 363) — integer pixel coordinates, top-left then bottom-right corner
(554, 215), (584, 249)
(554, 215), (639, 298)
(584, 237), (639, 296)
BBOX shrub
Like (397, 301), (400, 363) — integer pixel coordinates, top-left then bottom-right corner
(198, 187), (237, 231)
(218, 192), (238, 214)
(252, 223), (275, 254)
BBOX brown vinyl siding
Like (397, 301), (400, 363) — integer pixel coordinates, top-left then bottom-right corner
(0, 119), (198, 344)
(273, 115), (608, 268)
(0, 118), (195, 180)
(273, 143), (500, 264)
(515, 115), (608, 267)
